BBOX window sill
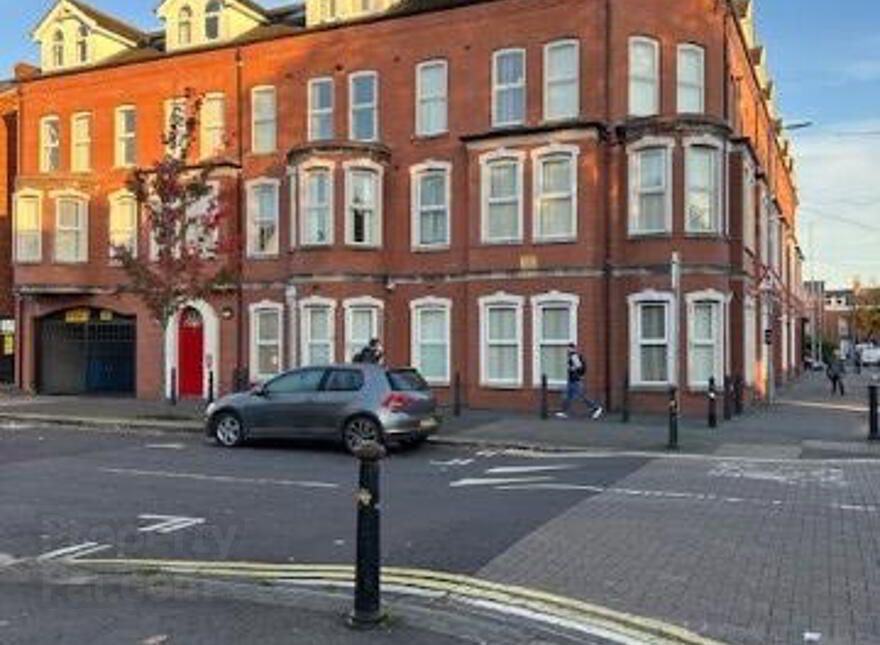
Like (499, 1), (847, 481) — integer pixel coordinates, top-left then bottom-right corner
(413, 131), (449, 141)
(297, 243), (333, 250)
(53, 260), (88, 265)
(480, 238), (524, 246)
(246, 254), (280, 260)
(412, 245), (451, 253)
(426, 380), (451, 388)
(480, 382), (523, 390)
(683, 232), (725, 239)
(345, 244), (382, 250)
(14, 260), (42, 265)
(533, 236), (577, 245)
(628, 383), (675, 393)
(627, 232), (672, 239)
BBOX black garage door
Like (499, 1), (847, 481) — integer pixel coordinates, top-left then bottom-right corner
(38, 309), (136, 395)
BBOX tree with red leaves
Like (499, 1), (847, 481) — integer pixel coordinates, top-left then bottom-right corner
(112, 89), (239, 400)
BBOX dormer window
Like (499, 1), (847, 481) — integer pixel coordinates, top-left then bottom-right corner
(76, 25), (89, 64)
(178, 6), (192, 46)
(205, 1), (221, 41)
(52, 30), (64, 68)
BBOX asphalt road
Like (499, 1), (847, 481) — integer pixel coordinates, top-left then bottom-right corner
(0, 424), (649, 573)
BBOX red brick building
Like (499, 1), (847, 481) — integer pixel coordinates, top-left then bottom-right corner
(5, 0), (805, 411)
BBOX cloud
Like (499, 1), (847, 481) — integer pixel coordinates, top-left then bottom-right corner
(794, 119), (880, 288)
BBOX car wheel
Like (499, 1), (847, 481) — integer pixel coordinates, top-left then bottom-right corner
(213, 411), (245, 448)
(342, 416), (382, 455)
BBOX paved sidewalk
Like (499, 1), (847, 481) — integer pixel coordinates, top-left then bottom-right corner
(1, 371), (878, 457)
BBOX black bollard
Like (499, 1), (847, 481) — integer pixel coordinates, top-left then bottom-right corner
(349, 441), (387, 628)
(207, 370), (215, 404)
(734, 375), (744, 416)
(708, 377), (718, 428)
(453, 372), (462, 417)
(170, 368), (177, 406)
(622, 374), (630, 423)
(540, 374), (549, 420)
(869, 383), (879, 441)
(668, 386), (679, 450)
(723, 376), (732, 421)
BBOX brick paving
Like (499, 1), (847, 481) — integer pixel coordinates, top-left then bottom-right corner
(478, 455), (880, 645)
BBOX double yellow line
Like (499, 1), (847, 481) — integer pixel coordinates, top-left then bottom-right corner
(75, 558), (727, 645)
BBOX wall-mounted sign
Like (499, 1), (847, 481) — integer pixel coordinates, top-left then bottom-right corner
(65, 308), (90, 324)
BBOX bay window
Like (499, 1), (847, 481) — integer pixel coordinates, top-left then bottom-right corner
(300, 297), (336, 366)
(533, 145), (578, 241)
(300, 162), (334, 246)
(479, 292), (524, 387)
(685, 139), (722, 234)
(480, 149), (524, 243)
(531, 292), (578, 387)
(345, 161), (382, 247)
(410, 298), (451, 385)
(628, 139), (672, 235)
(628, 290), (675, 386)
(343, 297), (383, 362)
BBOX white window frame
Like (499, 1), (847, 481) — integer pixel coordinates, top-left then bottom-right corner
(200, 92), (225, 160)
(343, 158), (383, 248)
(531, 144), (579, 242)
(415, 59), (448, 137)
(410, 160), (451, 250)
(40, 116), (61, 173)
(759, 182), (769, 265)
(684, 135), (724, 235)
(71, 112), (92, 173)
(249, 300), (284, 382)
(108, 189), (138, 262)
(543, 39), (580, 121)
(251, 86), (277, 154)
(164, 97), (188, 158)
(246, 178), (280, 257)
(13, 189), (43, 264)
(628, 36), (660, 117)
(178, 6), (193, 46)
(628, 290), (677, 387)
(205, 0), (222, 41)
(115, 105), (137, 168)
(51, 189), (90, 264)
(308, 77), (334, 142)
(298, 159), (335, 247)
(51, 29), (64, 69)
(479, 292), (524, 388)
(76, 25), (89, 64)
(299, 296), (337, 367)
(627, 137), (674, 236)
(349, 71), (379, 142)
(479, 148), (525, 244)
(742, 155), (755, 251)
(686, 290), (727, 390)
(343, 296), (384, 362)
(410, 297), (452, 386)
(677, 43), (705, 114)
(531, 291), (579, 388)
(492, 48), (526, 127)
(744, 294), (757, 386)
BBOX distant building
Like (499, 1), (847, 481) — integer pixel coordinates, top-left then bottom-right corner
(3, 0), (806, 412)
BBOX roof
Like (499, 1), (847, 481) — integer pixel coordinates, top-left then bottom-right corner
(67, 0), (149, 43)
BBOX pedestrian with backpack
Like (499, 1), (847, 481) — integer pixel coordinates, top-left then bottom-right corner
(555, 343), (604, 419)
(353, 338), (383, 364)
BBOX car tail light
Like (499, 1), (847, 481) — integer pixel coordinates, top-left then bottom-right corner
(382, 392), (414, 412)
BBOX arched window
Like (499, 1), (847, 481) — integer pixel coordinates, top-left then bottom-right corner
(52, 29), (64, 67)
(178, 6), (192, 45)
(205, 1), (221, 40)
(76, 24), (89, 63)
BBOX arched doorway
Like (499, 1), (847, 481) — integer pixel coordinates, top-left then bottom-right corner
(178, 307), (204, 397)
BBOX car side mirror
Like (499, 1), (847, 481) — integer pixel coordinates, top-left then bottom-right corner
(253, 384), (268, 397)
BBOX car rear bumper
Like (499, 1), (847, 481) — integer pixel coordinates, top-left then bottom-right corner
(382, 413), (441, 440)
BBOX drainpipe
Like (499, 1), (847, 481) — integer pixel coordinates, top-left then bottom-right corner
(602, 0), (613, 410)
(235, 48), (246, 390)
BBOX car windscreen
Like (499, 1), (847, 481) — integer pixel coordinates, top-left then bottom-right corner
(387, 369), (430, 392)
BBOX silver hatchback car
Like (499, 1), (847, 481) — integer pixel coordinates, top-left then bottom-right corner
(205, 364), (440, 453)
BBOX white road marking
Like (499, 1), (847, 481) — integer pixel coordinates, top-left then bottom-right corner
(449, 476), (555, 488)
(138, 515), (205, 534)
(495, 484), (605, 492)
(37, 542), (112, 562)
(803, 632), (822, 642)
(101, 467), (339, 489)
(485, 465), (575, 475)
(430, 459), (475, 467)
(144, 443), (186, 450)
(778, 399), (868, 413)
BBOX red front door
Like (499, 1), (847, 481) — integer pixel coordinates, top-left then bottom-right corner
(178, 308), (204, 398)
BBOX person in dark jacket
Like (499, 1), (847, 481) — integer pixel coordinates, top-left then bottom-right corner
(555, 343), (604, 419)
(827, 351), (846, 396)
(353, 338), (383, 364)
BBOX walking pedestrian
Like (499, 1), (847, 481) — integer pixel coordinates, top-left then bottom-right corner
(827, 350), (846, 396)
(555, 343), (604, 419)
(353, 338), (383, 364)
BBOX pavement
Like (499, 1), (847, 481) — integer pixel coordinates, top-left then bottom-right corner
(1, 370), (879, 458)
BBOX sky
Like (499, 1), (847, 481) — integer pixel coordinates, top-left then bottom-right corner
(2, 1), (878, 290)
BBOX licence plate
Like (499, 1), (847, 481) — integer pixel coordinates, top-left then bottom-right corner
(420, 417), (438, 430)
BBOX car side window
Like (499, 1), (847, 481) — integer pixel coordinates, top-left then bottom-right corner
(266, 369), (326, 394)
(323, 369), (364, 392)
